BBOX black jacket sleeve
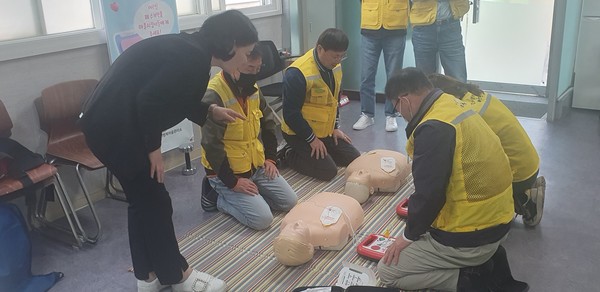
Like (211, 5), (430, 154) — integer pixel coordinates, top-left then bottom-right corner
(282, 68), (316, 143)
(404, 120), (456, 241)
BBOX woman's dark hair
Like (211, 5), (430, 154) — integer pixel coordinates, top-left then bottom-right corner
(385, 67), (433, 100)
(316, 28), (349, 52)
(198, 10), (258, 61)
(428, 73), (484, 99)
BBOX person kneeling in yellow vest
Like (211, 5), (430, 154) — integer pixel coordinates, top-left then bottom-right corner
(200, 45), (297, 230)
(281, 28), (361, 181)
(429, 73), (546, 227)
(377, 68), (528, 292)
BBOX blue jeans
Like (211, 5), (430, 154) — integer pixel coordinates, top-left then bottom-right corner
(209, 167), (297, 230)
(360, 33), (406, 117)
(412, 20), (467, 82)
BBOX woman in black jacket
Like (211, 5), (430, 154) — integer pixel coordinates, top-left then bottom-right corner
(81, 10), (257, 292)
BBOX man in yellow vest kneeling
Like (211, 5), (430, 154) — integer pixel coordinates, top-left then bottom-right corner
(378, 68), (529, 292)
(281, 28), (361, 181)
(428, 73), (546, 227)
(200, 45), (297, 230)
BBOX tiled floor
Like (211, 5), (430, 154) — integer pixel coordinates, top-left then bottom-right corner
(28, 101), (600, 291)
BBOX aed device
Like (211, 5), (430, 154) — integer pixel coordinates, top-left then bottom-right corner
(357, 234), (396, 261)
(396, 197), (409, 218)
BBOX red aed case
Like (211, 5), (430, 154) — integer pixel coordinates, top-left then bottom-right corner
(396, 197), (409, 218)
(357, 234), (396, 261)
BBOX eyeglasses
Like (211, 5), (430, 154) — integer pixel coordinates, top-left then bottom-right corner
(319, 46), (347, 62)
(393, 98), (401, 111)
(333, 53), (347, 62)
(393, 94), (407, 112)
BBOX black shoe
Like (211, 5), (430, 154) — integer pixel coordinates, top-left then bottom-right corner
(457, 259), (494, 292)
(488, 246), (530, 292)
(523, 176), (546, 227)
(201, 176), (218, 212)
(276, 144), (292, 168)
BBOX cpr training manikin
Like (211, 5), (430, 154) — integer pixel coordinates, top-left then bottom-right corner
(344, 149), (411, 203)
(273, 192), (364, 266)
(273, 150), (412, 266)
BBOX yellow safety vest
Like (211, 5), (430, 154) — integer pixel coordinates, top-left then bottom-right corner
(406, 93), (514, 233)
(281, 49), (342, 138)
(201, 72), (265, 174)
(361, 0), (409, 30)
(410, 0), (470, 26)
(462, 92), (540, 182)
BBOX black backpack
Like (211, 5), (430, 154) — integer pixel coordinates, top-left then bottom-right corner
(0, 137), (45, 184)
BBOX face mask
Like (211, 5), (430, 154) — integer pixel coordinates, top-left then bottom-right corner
(236, 73), (258, 97)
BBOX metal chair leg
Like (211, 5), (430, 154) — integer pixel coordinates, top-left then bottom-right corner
(75, 163), (102, 244)
(105, 170), (127, 202)
(32, 173), (85, 248)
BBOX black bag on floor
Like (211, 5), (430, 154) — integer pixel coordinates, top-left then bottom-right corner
(0, 203), (63, 291)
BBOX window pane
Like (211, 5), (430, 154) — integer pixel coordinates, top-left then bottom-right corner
(176, 0), (196, 16)
(225, 0), (263, 10)
(0, 0), (39, 41)
(212, 0), (221, 11)
(41, 0), (93, 34)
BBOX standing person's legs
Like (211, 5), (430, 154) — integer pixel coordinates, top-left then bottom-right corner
(117, 171), (188, 285)
(209, 176), (275, 230)
(438, 20), (468, 82)
(251, 167), (298, 211)
(377, 233), (504, 291)
(359, 34), (383, 118)
(321, 137), (361, 167)
(283, 133), (339, 181)
(412, 24), (439, 75)
(382, 33), (406, 117)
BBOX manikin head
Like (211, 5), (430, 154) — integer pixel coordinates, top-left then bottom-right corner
(273, 221), (314, 266)
(345, 169), (375, 204)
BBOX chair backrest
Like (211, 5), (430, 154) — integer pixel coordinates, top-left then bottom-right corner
(37, 79), (98, 134)
(0, 100), (13, 138)
(256, 40), (285, 81)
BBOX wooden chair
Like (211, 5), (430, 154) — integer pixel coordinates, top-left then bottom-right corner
(0, 99), (85, 247)
(36, 80), (103, 244)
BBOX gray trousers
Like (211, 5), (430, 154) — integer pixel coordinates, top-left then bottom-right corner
(377, 233), (507, 291)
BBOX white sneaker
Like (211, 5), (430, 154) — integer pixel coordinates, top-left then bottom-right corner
(353, 113), (374, 130)
(137, 278), (169, 292)
(385, 116), (398, 132)
(172, 270), (226, 292)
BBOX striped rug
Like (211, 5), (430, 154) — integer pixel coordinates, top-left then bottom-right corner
(178, 167), (414, 291)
